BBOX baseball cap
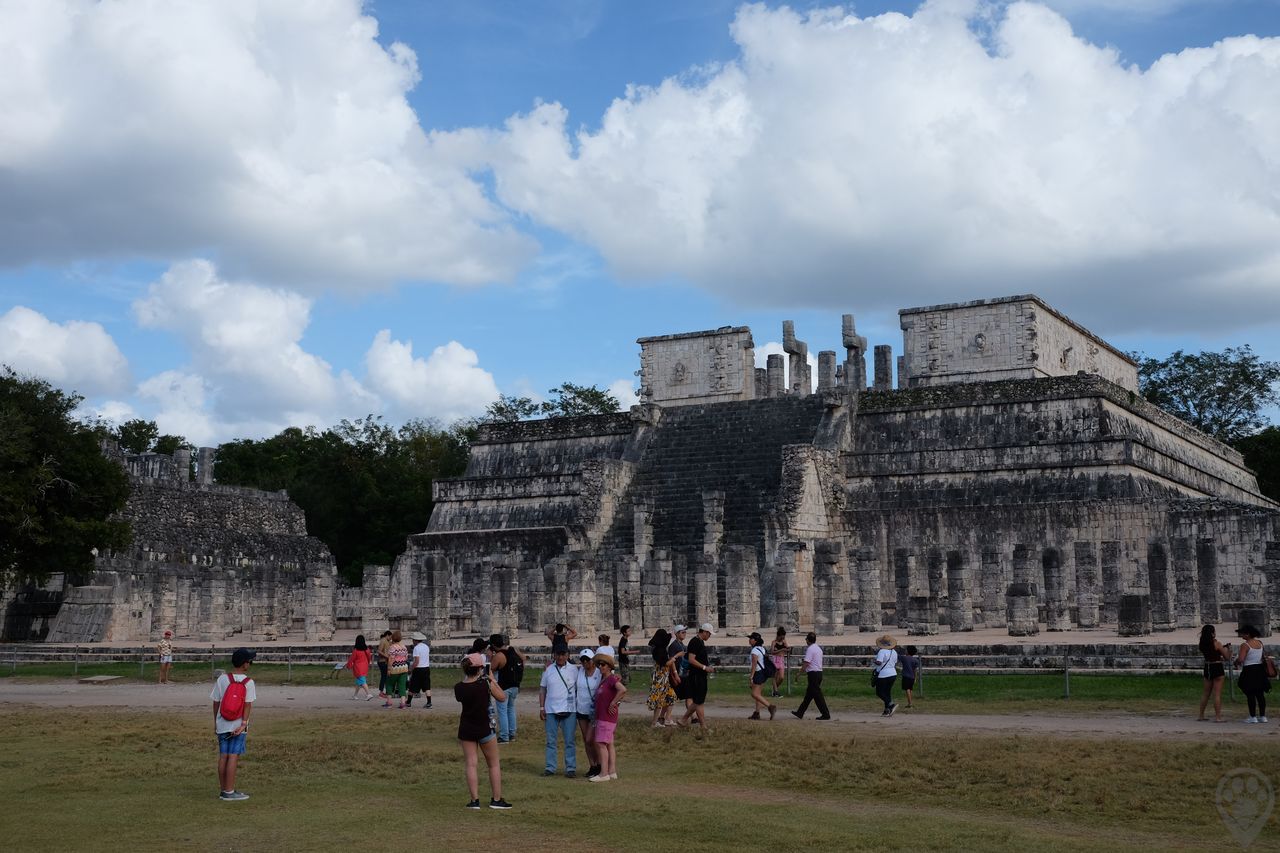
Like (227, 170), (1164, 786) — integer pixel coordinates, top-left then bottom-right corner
(698, 623), (715, 635)
(579, 648), (594, 659)
(673, 624), (687, 634)
(231, 648), (256, 667)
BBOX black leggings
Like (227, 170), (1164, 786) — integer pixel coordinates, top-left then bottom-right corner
(1245, 690), (1267, 718)
(875, 675), (896, 710)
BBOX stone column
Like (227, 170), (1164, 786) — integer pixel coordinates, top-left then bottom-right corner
(855, 548), (881, 631)
(633, 500), (653, 560)
(1042, 547), (1070, 631)
(946, 550), (974, 632)
(979, 548), (1006, 628)
(1117, 593), (1152, 636)
(1171, 537), (1200, 628)
(693, 554), (718, 630)
(615, 557), (642, 633)
(1100, 541), (1121, 624)
(813, 540), (845, 635)
(873, 345), (893, 391)
(908, 550), (940, 635)
(416, 554), (451, 640)
(893, 549), (912, 629)
(1146, 542), (1176, 631)
(518, 560), (544, 633)
(766, 354), (786, 398)
(1006, 544), (1039, 636)
(897, 356), (906, 389)
(196, 447), (216, 485)
(816, 351), (837, 392)
(642, 550), (674, 634)
(1196, 538), (1219, 623)
(783, 321), (811, 396)
(773, 541), (806, 631)
(565, 553), (597, 634)
(842, 314), (868, 391)
(173, 448), (191, 482)
(1073, 542), (1100, 629)
(361, 564), (391, 630)
(1265, 543), (1280, 636)
(754, 367), (768, 399)
(303, 562), (337, 641)
(723, 545), (760, 636)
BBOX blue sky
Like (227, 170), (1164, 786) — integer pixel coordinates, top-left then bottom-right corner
(1, 0), (1278, 444)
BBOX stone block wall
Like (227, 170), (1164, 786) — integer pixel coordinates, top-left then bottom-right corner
(637, 327), (756, 407)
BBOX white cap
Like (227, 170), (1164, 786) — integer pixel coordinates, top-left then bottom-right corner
(579, 648), (594, 659)
(698, 622), (715, 635)
(673, 624), (687, 634)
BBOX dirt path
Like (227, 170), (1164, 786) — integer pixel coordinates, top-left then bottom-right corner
(3, 678), (1277, 742)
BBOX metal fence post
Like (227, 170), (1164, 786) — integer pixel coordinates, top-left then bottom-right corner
(139, 646), (145, 679)
(74, 645), (79, 677)
(918, 663), (924, 699)
(211, 644), (216, 680)
(287, 646), (293, 682)
(1063, 649), (1071, 700)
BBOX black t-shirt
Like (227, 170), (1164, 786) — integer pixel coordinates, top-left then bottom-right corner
(454, 678), (492, 741)
(496, 647), (524, 689)
(687, 636), (709, 669)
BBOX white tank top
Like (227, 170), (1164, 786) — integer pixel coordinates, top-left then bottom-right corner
(1242, 642), (1264, 666)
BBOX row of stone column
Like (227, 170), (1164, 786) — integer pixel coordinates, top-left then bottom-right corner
(753, 316), (905, 398)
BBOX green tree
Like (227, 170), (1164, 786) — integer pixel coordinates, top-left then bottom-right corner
(481, 394), (541, 423)
(1135, 346), (1280, 443)
(1235, 426), (1280, 502)
(115, 418), (159, 454)
(540, 382), (621, 417)
(0, 368), (132, 585)
(152, 434), (192, 456)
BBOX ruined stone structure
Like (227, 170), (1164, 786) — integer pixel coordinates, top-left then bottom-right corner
(392, 294), (1280, 640)
(2, 444), (339, 643)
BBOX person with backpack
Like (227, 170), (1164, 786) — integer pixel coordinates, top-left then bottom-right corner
(211, 647), (256, 801)
(489, 634), (526, 743)
(747, 632), (776, 720)
(872, 634), (900, 717)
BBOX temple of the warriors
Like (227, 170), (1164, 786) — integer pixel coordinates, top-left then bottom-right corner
(5, 294), (1278, 643)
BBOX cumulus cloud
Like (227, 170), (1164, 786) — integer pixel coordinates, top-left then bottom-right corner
(490, 1), (1280, 332)
(364, 332), (500, 423)
(0, 0), (535, 290)
(608, 378), (640, 409)
(0, 305), (130, 394)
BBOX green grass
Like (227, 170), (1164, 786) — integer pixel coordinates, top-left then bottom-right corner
(0, 707), (1275, 852)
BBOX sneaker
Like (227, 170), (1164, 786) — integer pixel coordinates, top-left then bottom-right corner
(1261, 716), (1270, 723)
(542, 770), (556, 777)
(768, 704), (777, 720)
(497, 738), (510, 744)
(466, 799), (481, 810)
(425, 702), (432, 709)
(586, 765), (601, 778)
(1244, 717), (1259, 723)
(608, 773), (618, 780)
(220, 791), (249, 801)
(588, 774), (610, 783)
(790, 710), (803, 720)
(565, 771), (576, 779)
(816, 715), (832, 721)
(489, 799), (513, 810)
(886, 703), (898, 717)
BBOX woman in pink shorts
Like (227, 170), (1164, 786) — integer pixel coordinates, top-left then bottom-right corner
(590, 654), (627, 782)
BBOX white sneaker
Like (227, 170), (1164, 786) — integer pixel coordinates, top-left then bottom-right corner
(1244, 717), (1259, 723)
(609, 773), (618, 780)
(1261, 716), (1269, 723)
(588, 774), (610, 783)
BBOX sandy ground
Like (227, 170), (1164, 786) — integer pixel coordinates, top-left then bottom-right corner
(3, 677), (1277, 742)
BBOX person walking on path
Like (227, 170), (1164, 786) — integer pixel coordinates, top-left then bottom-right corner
(791, 632), (830, 721)
(211, 647), (256, 801)
(455, 652), (512, 810)
(678, 623), (715, 731)
(344, 635), (374, 701)
(873, 635), (899, 717)
(645, 628), (677, 727)
(1235, 624), (1271, 723)
(1197, 625), (1229, 722)
(490, 634), (526, 743)
(383, 631), (410, 709)
(748, 632), (776, 720)
(618, 625), (635, 686)
(669, 625), (690, 718)
(575, 649), (603, 778)
(900, 646), (921, 710)
(406, 632), (432, 709)
(376, 630), (392, 699)
(589, 654), (626, 782)
(157, 630), (174, 684)
(539, 647), (578, 777)
(769, 627), (791, 698)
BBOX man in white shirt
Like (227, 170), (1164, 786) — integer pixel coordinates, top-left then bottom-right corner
(406, 631), (431, 709)
(791, 632), (831, 720)
(539, 648), (579, 777)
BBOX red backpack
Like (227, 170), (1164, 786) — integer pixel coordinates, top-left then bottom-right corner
(219, 673), (252, 721)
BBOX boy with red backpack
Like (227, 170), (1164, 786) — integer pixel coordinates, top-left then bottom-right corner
(211, 648), (257, 801)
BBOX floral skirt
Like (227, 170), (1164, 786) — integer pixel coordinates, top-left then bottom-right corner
(646, 666), (676, 710)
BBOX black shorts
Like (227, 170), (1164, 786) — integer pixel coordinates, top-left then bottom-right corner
(673, 675), (690, 700)
(576, 712), (593, 722)
(685, 671), (708, 705)
(752, 670), (768, 686)
(408, 668), (432, 692)
(1203, 662), (1225, 680)
(901, 676), (916, 691)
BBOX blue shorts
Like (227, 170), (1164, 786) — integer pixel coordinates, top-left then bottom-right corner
(218, 732), (247, 755)
(354, 676), (368, 686)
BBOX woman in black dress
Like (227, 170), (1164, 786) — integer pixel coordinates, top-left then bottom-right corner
(455, 653), (512, 809)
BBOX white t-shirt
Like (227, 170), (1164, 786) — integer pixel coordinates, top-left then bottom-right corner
(596, 645), (616, 658)
(875, 648), (899, 678)
(749, 645), (766, 672)
(575, 667), (603, 715)
(540, 662), (578, 714)
(412, 642), (430, 669)
(210, 672), (257, 734)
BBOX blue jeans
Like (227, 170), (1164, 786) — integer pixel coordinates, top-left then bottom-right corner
(496, 687), (519, 741)
(544, 711), (577, 773)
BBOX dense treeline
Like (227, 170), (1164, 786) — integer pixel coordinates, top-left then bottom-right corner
(214, 417), (473, 585)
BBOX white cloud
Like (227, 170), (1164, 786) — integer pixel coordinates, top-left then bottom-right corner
(0, 0), (536, 291)
(607, 378), (640, 409)
(364, 332), (500, 423)
(0, 305), (130, 394)
(490, 1), (1280, 332)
